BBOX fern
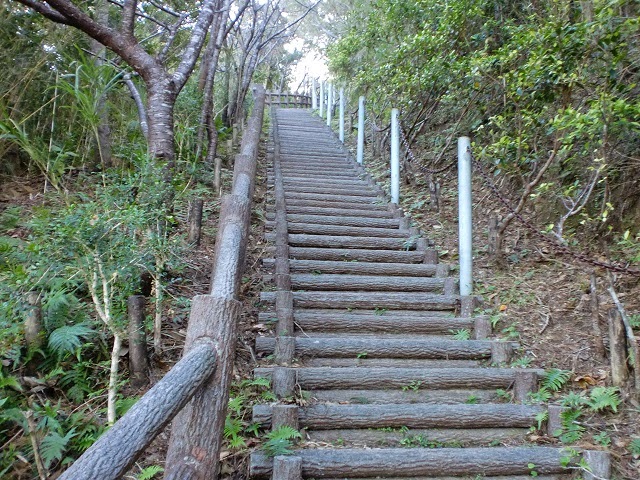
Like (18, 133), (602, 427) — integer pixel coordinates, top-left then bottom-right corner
(47, 323), (94, 356)
(450, 329), (471, 340)
(137, 465), (164, 479)
(262, 426), (302, 457)
(629, 437), (640, 458)
(528, 387), (552, 403)
(585, 387), (621, 413)
(541, 369), (571, 392)
(561, 391), (586, 408)
(40, 428), (77, 469)
(558, 409), (584, 443)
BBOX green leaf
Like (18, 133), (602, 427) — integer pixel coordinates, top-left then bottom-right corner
(40, 428), (77, 469)
(48, 324), (95, 356)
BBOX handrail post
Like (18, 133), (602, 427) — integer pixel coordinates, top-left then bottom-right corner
(319, 81), (324, 117)
(390, 108), (400, 204)
(458, 136), (473, 297)
(326, 83), (332, 127)
(339, 87), (345, 142)
(357, 96), (365, 164)
(312, 78), (317, 109)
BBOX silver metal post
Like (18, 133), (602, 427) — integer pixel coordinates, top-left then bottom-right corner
(458, 136), (473, 296)
(357, 96), (365, 164)
(326, 83), (332, 127)
(339, 88), (345, 142)
(390, 108), (400, 204)
(319, 81), (324, 117)
(311, 78), (317, 110)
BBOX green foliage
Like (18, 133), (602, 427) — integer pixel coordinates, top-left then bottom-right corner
(39, 428), (77, 469)
(262, 426), (302, 457)
(137, 465), (164, 480)
(450, 329), (471, 340)
(584, 387), (621, 413)
(47, 324), (95, 357)
(541, 369), (571, 392)
(629, 437), (640, 458)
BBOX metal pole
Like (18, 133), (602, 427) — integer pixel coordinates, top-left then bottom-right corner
(326, 83), (332, 127)
(311, 78), (317, 110)
(319, 81), (324, 117)
(357, 96), (365, 164)
(339, 88), (345, 142)
(458, 136), (473, 297)
(390, 108), (400, 204)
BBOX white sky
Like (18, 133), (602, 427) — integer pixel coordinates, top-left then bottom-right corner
(286, 37), (329, 91)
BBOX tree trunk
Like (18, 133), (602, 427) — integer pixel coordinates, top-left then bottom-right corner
(146, 77), (177, 166)
(108, 333), (122, 424)
(128, 295), (149, 388)
(90, 2), (112, 170)
(24, 291), (44, 352)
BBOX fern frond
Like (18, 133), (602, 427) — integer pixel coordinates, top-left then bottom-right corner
(267, 425), (302, 441)
(137, 465), (164, 480)
(48, 324), (94, 356)
(541, 369), (571, 392)
(585, 387), (621, 413)
(40, 428), (77, 469)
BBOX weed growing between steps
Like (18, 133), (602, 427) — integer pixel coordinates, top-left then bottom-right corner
(343, 131), (640, 478)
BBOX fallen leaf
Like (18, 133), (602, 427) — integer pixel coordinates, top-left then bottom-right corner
(574, 375), (597, 388)
(499, 304), (508, 312)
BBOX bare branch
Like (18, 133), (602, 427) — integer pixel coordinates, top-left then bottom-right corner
(107, 0), (169, 30)
(123, 74), (149, 139)
(148, 0), (180, 17)
(158, 14), (187, 64)
(172, 0), (221, 89)
(13, 0), (70, 24)
(122, 0), (138, 35)
(498, 140), (560, 235)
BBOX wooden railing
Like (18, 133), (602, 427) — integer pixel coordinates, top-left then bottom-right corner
(58, 85), (267, 480)
(266, 90), (311, 108)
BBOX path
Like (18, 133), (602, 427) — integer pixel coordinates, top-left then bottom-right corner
(249, 108), (609, 479)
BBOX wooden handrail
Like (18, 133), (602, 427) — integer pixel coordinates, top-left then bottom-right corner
(164, 84), (267, 479)
(57, 85), (267, 480)
(265, 90), (311, 108)
(58, 340), (218, 480)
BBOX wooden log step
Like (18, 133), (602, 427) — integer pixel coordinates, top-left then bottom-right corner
(306, 388), (502, 405)
(253, 404), (544, 429)
(267, 246), (426, 263)
(260, 292), (458, 310)
(302, 358), (480, 368)
(306, 474), (567, 480)
(277, 178), (370, 188)
(281, 223), (410, 238)
(279, 169), (360, 178)
(303, 427), (529, 447)
(284, 192), (380, 204)
(258, 310), (475, 334)
(284, 199), (389, 211)
(279, 186), (379, 197)
(285, 234), (416, 250)
(250, 447), (574, 478)
(277, 176), (368, 186)
(252, 367), (543, 390)
(279, 173), (365, 183)
(266, 205), (395, 218)
(265, 214), (401, 228)
(255, 337), (495, 359)
(262, 259), (437, 276)
(287, 274), (446, 292)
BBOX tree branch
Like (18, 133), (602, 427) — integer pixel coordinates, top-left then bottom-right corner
(172, 0), (220, 89)
(122, 0), (138, 36)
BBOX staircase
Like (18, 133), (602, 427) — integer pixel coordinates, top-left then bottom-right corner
(249, 108), (610, 479)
